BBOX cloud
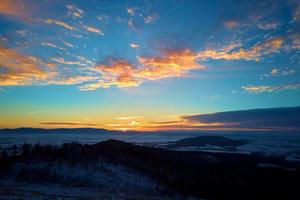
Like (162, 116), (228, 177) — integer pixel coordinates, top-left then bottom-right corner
(83, 25), (104, 36)
(271, 68), (278, 75)
(130, 43), (139, 49)
(51, 57), (84, 65)
(137, 49), (204, 80)
(127, 18), (138, 31)
(257, 22), (279, 30)
(49, 76), (98, 85)
(281, 69), (295, 76)
(293, 2), (300, 22)
(242, 83), (300, 93)
(270, 68), (295, 76)
(181, 107), (300, 131)
(61, 40), (75, 48)
(79, 82), (105, 91)
(66, 4), (84, 18)
(40, 122), (99, 126)
(0, 0), (27, 17)
(115, 116), (142, 120)
(144, 13), (159, 24)
(197, 37), (283, 61)
(80, 49), (205, 90)
(42, 42), (65, 51)
(127, 7), (137, 16)
(224, 20), (238, 29)
(45, 19), (75, 30)
(0, 46), (55, 86)
(29, 110), (43, 115)
(94, 60), (141, 88)
(16, 29), (28, 37)
(290, 34), (300, 49)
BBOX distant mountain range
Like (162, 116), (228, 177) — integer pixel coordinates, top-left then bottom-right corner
(0, 127), (118, 134)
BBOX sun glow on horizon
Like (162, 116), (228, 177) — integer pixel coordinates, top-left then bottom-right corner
(0, 0), (299, 131)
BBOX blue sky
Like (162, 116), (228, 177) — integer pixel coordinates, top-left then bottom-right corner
(0, 0), (299, 130)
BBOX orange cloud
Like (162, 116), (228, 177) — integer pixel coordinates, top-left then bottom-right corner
(95, 60), (141, 88)
(40, 122), (99, 127)
(197, 37), (283, 61)
(137, 49), (205, 80)
(0, 0), (26, 17)
(224, 20), (238, 29)
(0, 46), (55, 86)
(130, 43), (139, 49)
(80, 49), (204, 90)
(45, 19), (75, 30)
(84, 25), (104, 36)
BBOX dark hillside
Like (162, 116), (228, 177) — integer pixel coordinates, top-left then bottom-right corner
(1, 140), (299, 199)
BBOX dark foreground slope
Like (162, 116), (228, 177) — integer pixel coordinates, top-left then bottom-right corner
(1, 139), (300, 199)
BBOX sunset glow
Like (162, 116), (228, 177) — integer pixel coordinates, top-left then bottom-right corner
(0, 0), (299, 131)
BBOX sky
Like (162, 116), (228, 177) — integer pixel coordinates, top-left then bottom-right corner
(0, 0), (299, 131)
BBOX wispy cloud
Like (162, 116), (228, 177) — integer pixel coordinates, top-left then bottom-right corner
(0, 46), (55, 86)
(45, 19), (75, 30)
(40, 122), (99, 126)
(51, 57), (83, 65)
(242, 83), (300, 93)
(115, 116), (142, 120)
(16, 29), (28, 37)
(290, 34), (300, 50)
(42, 42), (65, 51)
(127, 7), (137, 16)
(293, 2), (300, 22)
(197, 37), (284, 61)
(257, 22), (279, 30)
(137, 49), (204, 80)
(224, 20), (238, 29)
(66, 4), (84, 18)
(83, 25), (104, 36)
(29, 110), (43, 115)
(270, 68), (279, 76)
(259, 68), (296, 80)
(49, 76), (98, 85)
(130, 43), (139, 49)
(81, 38), (288, 91)
(61, 40), (75, 48)
(80, 49), (205, 90)
(144, 13), (159, 24)
(270, 68), (295, 76)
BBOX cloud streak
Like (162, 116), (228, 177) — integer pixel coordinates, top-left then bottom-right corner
(242, 83), (300, 93)
(40, 122), (99, 126)
(181, 107), (300, 131)
(83, 25), (104, 36)
(45, 19), (75, 30)
(197, 38), (283, 61)
(81, 49), (205, 90)
(0, 46), (55, 86)
(66, 4), (84, 19)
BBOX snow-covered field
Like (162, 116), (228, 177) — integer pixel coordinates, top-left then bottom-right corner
(0, 160), (197, 200)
